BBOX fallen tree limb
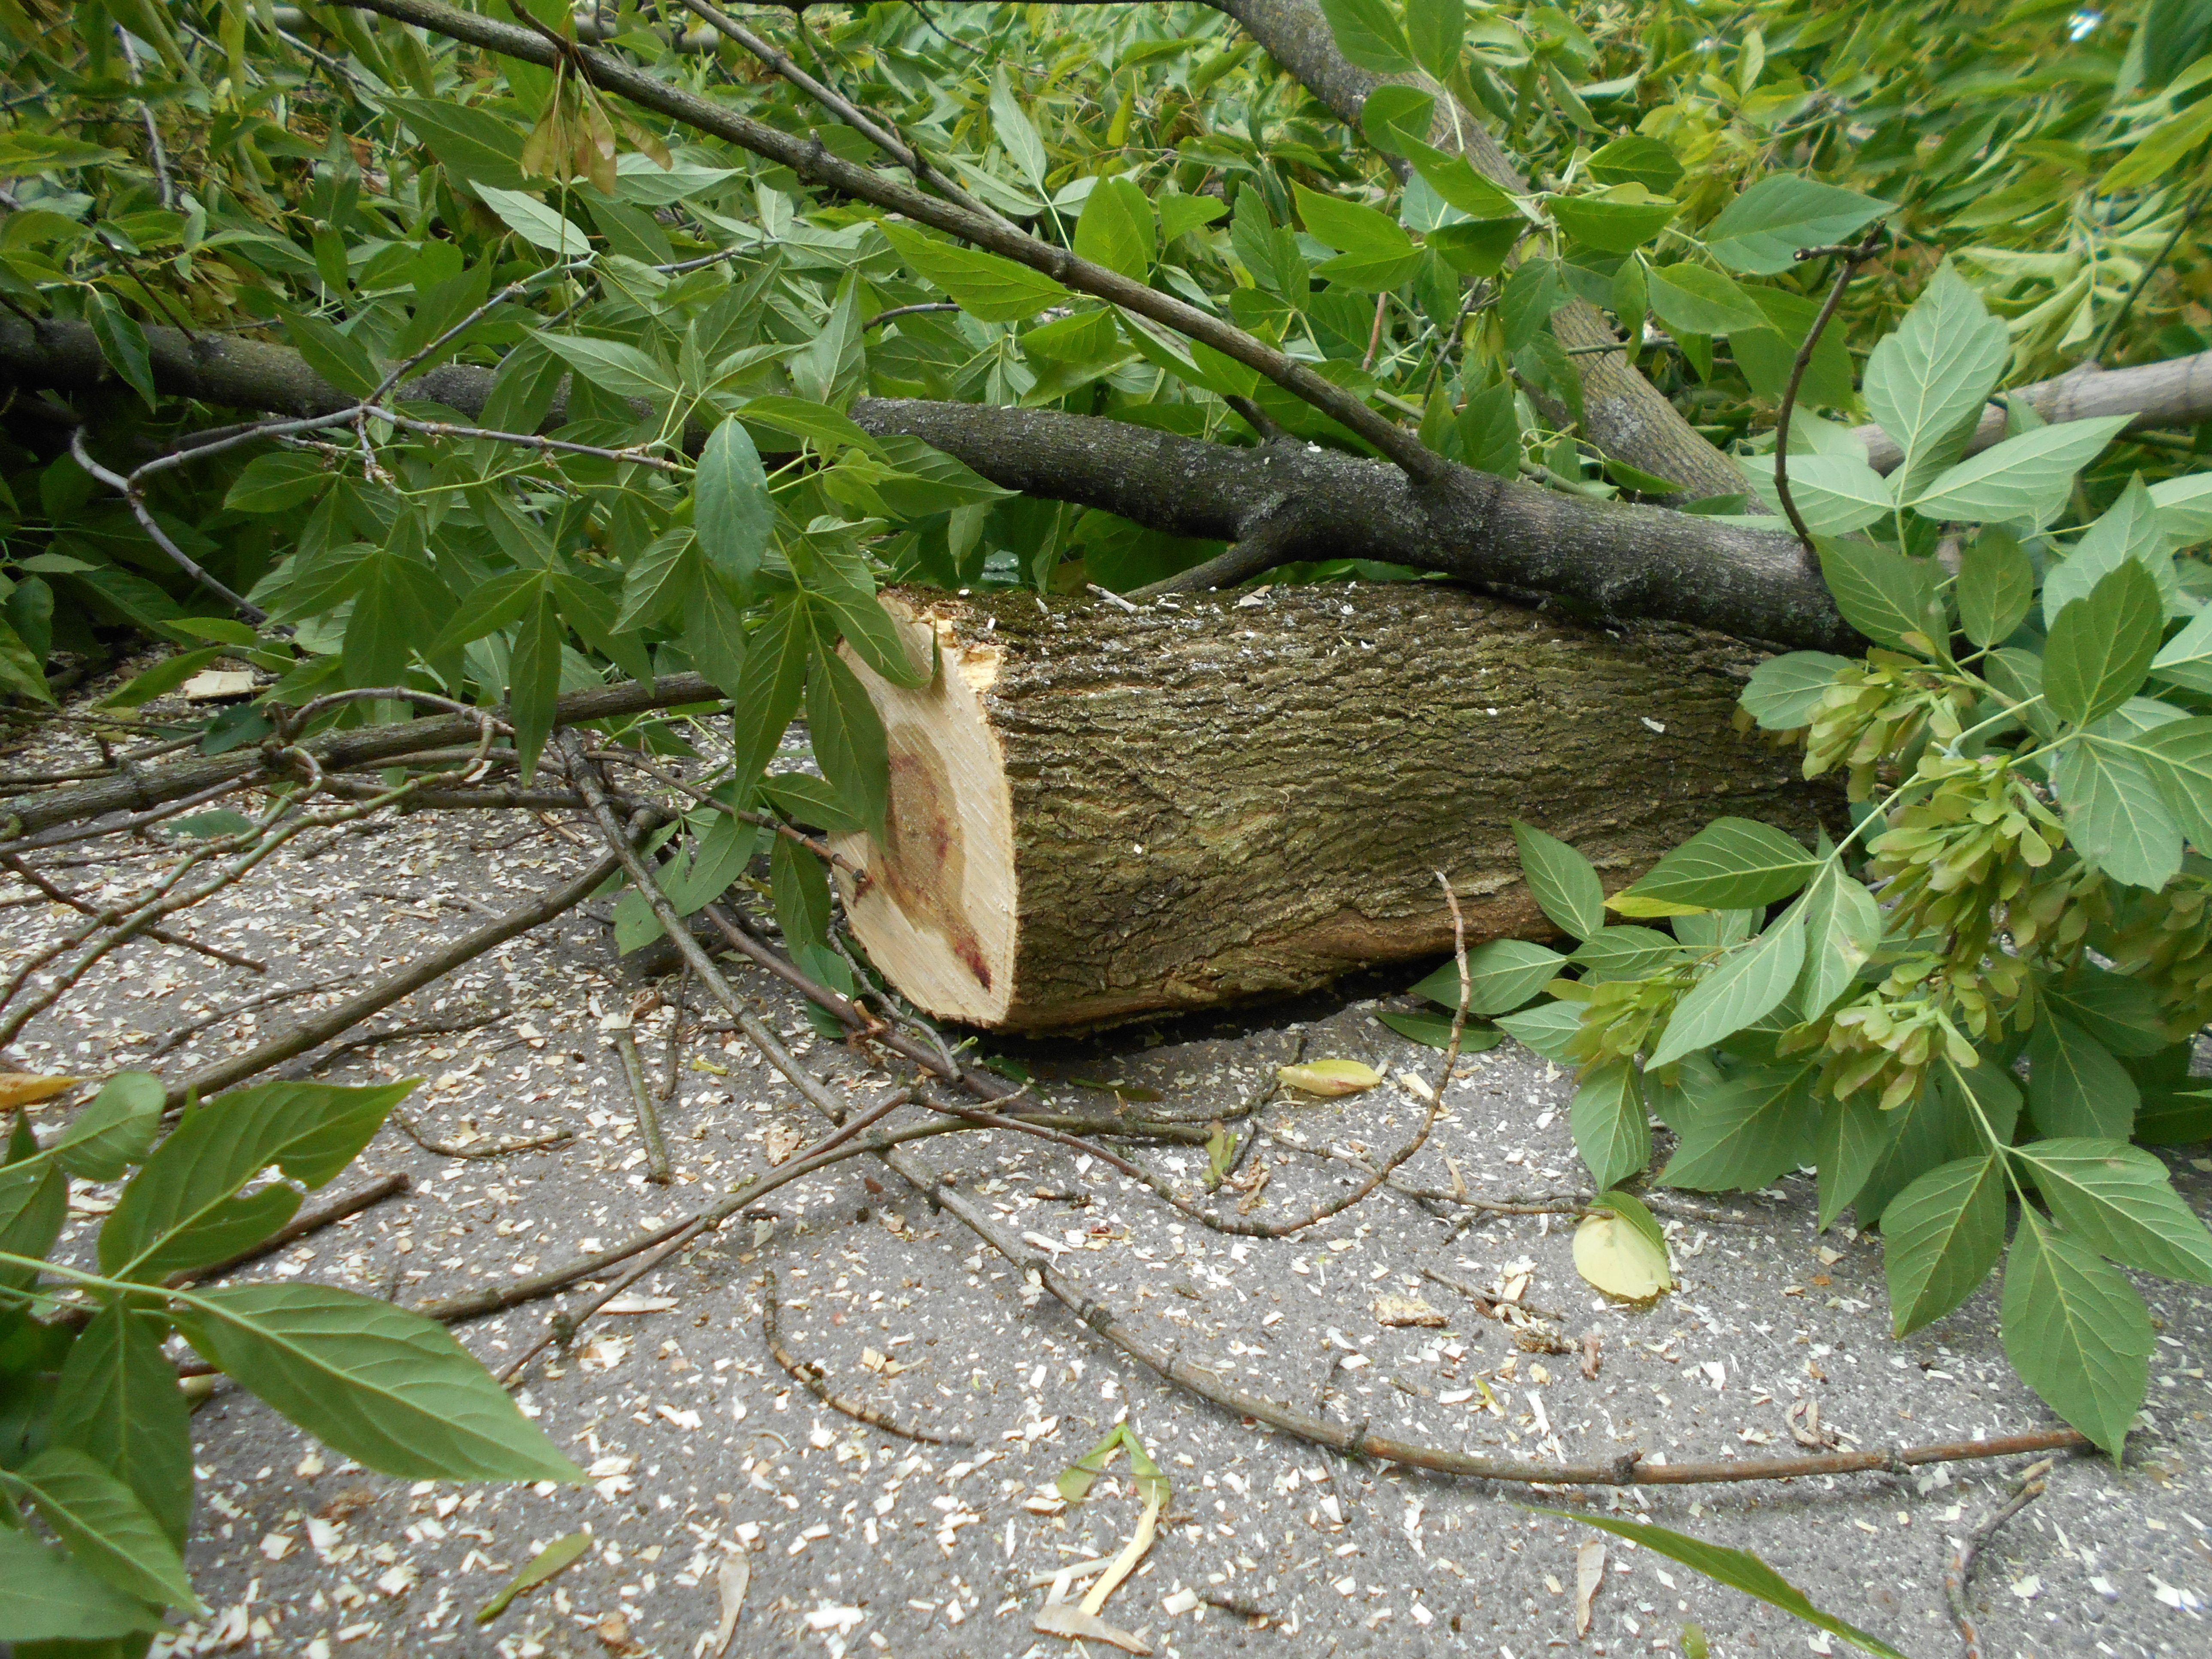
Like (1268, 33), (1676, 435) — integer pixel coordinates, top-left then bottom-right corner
(880, 1127), (2093, 1486)
(830, 583), (1837, 1030)
(0, 672), (718, 840)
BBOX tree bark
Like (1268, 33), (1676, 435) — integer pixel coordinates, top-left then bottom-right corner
(831, 584), (1838, 1032)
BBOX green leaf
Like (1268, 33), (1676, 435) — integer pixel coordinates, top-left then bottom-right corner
(2142, 0), (2212, 83)
(1410, 939), (1567, 1015)
(2149, 606), (2212, 693)
(389, 97), (527, 191)
(814, 586), (929, 690)
(536, 334), (677, 404)
(85, 289), (157, 411)
(49, 1073), (164, 1182)
(2012, 1140), (2212, 1284)
(1587, 136), (1683, 194)
(1569, 926), (1684, 982)
(1644, 263), (1767, 335)
(472, 183), (592, 255)
(1551, 190), (1678, 255)
(1882, 1155), (2006, 1334)
(2043, 559), (2163, 727)
(2054, 730), (2183, 891)
(506, 592), (563, 785)
(430, 570), (547, 658)
(224, 452), (330, 514)
(1318, 0), (1416, 73)
(762, 774), (865, 835)
(1073, 177), (1157, 282)
(477, 1531), (591, 1625)
(1511, 820), (1604, 940)
(0, 610), (53, 706)
(1650, 912), (1807, 1068)
(2001, 1208), (2153, 1458)
(1534, 1511), (1911, 1659)
(1613, 818), (1818, 913)
(47, 1303), (195, 1548)
(1861, 262), (2009, 498)
(738, 395), (875, 456)
(0, 1149), (68, 1297)
(726, 596), (810, 788)
(1374, 1008), (1503, 1051)
(0, 1529), (161, 1642)
(1360, 85), (1436, 156)
(97, 645), (225, 712)
(1404, 142), (1518, 220)
(878, 222), (1068, 322)
(2041, 968), (2170, 1057)
(1741, 651), (1851, 730)
(805, 650), (889, 839)
(1703, 177), (1891, 276)
(1908, 418), (2134, 525)
(1816, 1091), (1890, 1232)
(1403, 0), (1465, 78)
(1957, 527), (2034, 647)
(1294, 184), (1422, 292)
(2103, 81), (2212, 191)
(1658, 1059), (1820, 1191)
(771, 832), (833, 954)
(988, 67), (1048, 191)
(171, 1283), (583, 1481)
(2045, 476), (2178, 623)
(1750, 455), (1895, 536)
(2133, 714), (2212, 848)
(2025, 986), (2154, 1134)
(1798, 858), (1882, 1018)
(1495, 999), (1584, 1062)
(1814, 535), (1942, 652)
(2, 1447), (202, 1612)
(1569, 1061), (1649, 1191)
(100, 1080), (417, 1281)
(694, 417), (773, 591)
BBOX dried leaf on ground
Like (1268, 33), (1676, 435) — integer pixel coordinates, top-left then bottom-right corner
(0, 1073), (82, 1109)
(709, 1555), (750, 1657)
(1375, 1294), (1446, 1328)
(1277, 1058), (1382, 1096)
(1574, 1208), (1672, 1300)
(1576, 1540), (1606, 1635)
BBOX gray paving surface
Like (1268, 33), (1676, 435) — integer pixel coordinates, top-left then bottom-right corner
(7, 703), (2212, 1659)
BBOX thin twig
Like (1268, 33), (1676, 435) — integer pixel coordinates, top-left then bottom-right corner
(615, 1028), (671, 1184)
(67, 430), (267, 623)
(392, 1114), (574, 1160)
(763, 1270), (962, 1444)
(1945, 1458), (2056, 1659)
(1773, 222), (1887, 553)
(0, 852), (267, 973)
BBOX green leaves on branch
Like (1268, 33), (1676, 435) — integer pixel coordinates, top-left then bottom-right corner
(0, 1074), (573, 1635)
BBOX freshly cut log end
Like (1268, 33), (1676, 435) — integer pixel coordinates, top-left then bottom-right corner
(832, 584), (1837, 1033)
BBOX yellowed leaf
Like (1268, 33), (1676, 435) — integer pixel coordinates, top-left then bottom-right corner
(0, 1073), (83, 1110)
(1276, 1059), (1382, 1097)
(1572, 1212), (1672, 1300)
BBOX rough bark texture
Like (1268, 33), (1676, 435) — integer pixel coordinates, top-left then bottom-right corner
(833, 584), (1838, 1032)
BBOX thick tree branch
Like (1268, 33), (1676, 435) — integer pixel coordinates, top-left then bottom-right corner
(851, 398), (1850, 645)
(0, 310), (1843, 647)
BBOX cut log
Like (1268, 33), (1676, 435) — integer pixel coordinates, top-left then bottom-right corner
(831, 585), (1837, 1033)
